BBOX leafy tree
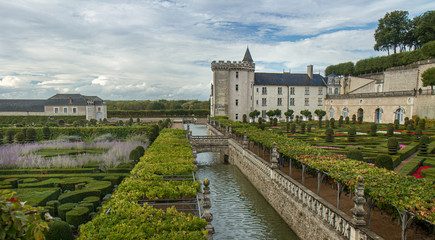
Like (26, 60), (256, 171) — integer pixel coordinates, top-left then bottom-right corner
(284, 109), (294, 122)
(414, 11), (435, 48)
(42, 126), (50, 140)
(314, 109), (326, 127)
(300, 110), (311, 121)
(374, 10), (410, 54)
(266, 110), (275, 121)
(421, 67), (435, 94)
(274, 109), (281, 119)
(249, 110), (260, 123)
(421, 41), (435, 58)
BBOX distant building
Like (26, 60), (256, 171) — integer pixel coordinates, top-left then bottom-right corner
(210, 48), (326, 121)
(0, 93), (107, 121)
(324, 59), (435, 123)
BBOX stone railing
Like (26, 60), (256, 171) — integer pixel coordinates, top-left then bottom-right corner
(191, 136), (228, 147)
(326, 90), (414, 99)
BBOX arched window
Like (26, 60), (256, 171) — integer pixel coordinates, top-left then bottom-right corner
(377, 85), (382, 92)
(357, 108), (364, 122)
(395, 108), (404, 124)
(375, 108), (382, 123)
(343, 108), (348, 118)
(329, 108), (334, 119)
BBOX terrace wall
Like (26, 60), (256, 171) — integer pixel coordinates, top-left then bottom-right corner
(206, 124), (381, 240)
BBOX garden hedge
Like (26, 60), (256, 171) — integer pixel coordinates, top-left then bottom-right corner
(44, 220), (74, 240)
(66, 206), (90, 227)
(58, 189), (101, 204)
(58, 203), (76, 220)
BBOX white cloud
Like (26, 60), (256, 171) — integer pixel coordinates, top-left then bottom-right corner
(0, 0), (433, 100)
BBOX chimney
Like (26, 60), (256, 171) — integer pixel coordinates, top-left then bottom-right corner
(307, 65), (313, 79)
(69, 97), (72, 104)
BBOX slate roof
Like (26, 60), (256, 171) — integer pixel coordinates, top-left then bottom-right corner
(0, 94), (104, 112)
(242, 48), (254, 63)
(46, 94), (104, 106)
(254, 73), (326, 86)
(0, 99), (46, 112)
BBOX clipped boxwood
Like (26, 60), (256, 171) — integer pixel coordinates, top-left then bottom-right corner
(79, 202), (94, 212)
(82, 196), (100, 210)
(19, 178), (60, 188)
(58, 203), (76, 220)
(58, 189), (101, 204)
(44, 220), (74, 240)
(46, 200), (59, 217)
(84, 181), (113, 196)
(102, 175), (122, 185)
(375, 154), (394, 170)
(59, 177), (94, 191)
(347, 149), (363, 161)
(66, 206), (90, 227)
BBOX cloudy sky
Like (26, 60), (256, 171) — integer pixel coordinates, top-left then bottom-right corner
(0, 1), (434, 100)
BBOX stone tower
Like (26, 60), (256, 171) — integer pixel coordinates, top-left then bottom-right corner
(210, 48), (255, 121)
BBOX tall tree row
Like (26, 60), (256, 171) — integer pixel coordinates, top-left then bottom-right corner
(374, 10), (435, 54)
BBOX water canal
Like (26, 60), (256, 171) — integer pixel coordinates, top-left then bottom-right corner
(187, 124), (299, 240)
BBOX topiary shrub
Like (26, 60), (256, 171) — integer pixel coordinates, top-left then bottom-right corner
(407, 122), (414, 132)
(65, 206), (90, 228)
(394, 119), (399, 130)
(419, 135), (430, 155)
(290, 123), (296, 134)
(338, 116), (343, 127)
(300, 122), (305, 134)
(81, 196), (100, 210)
(307, 123), (311, 133)
(78, 202), (94, 212)
(136, 146), (145, 157)
(129, 149), (141, 164)
(46, 200), (59, 217)
(242, 114), (247, 123)
(347, 149), (363, 161)
(15, 132), (25, 144)
(357, 116), (363, 123)
(414, 117), (420, 126)
(418, 119), (426, 130)
(330, 118), (335, 128)
(58, 203), (76, 220)
(44, 220), (74, 240)
(44, 126), (52, 140)
(0, 132), (3, 145)
(25, 128), (36, 142)
(6, 129), (15, 143)
(59, 177), (93, 192)
(348, 127), (356, 142)
(345, 116), (350, 124)
(386, 124), (394, 137)
(387, 137), (399, 155)
(286, 122), (290, 132)
(58, 189), (101, 204)
(325, 120), (330, 129)
(370, 123), (377, 136)
(414, 128), (422, 141)
(374, 154), (393, 170)
(325, 128), (334, 142)
(352, 114), (356, 124)
(58, 119), (65, 127)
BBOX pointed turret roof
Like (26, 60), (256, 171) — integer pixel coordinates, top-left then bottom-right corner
(242, 47), (253, 63)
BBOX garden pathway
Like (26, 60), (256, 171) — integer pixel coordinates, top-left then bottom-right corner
(394, 152), (419, 173)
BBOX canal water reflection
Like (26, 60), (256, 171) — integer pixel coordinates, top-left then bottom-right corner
(187, 124), (299, 240)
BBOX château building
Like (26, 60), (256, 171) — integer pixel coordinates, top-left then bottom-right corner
(210, 48), (327, 121)
(0, 93), (107, 121)
(324, 59), (435, 123)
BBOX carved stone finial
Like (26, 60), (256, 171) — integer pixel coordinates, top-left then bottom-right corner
(243, 131), (248, 149)
(202, 179), (214, 238)
(271, 142), (278, 169)
(351, 175), (367, 226)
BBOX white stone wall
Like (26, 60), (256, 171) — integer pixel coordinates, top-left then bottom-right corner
(253, 85), (326, 121)
(228, 70), (254, 121)
(325, 96), (414, 123)
(44, 105), (87, 115)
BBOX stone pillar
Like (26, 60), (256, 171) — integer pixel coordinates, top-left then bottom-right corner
(207, 115), (210, 124)
(228, 125), (232, 138)
(187, 123), (190, 132)
(202, 179), (214, 239)
(243, 131), (247, 149)
(225, 124), (228, 136)
(351, 176), (367, 226)
(271, 142), (278, 169)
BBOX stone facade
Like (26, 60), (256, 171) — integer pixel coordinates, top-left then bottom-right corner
(0, 94), (107, 121)
(211, 48), (327, 121)
(325, 59), (435, 123)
